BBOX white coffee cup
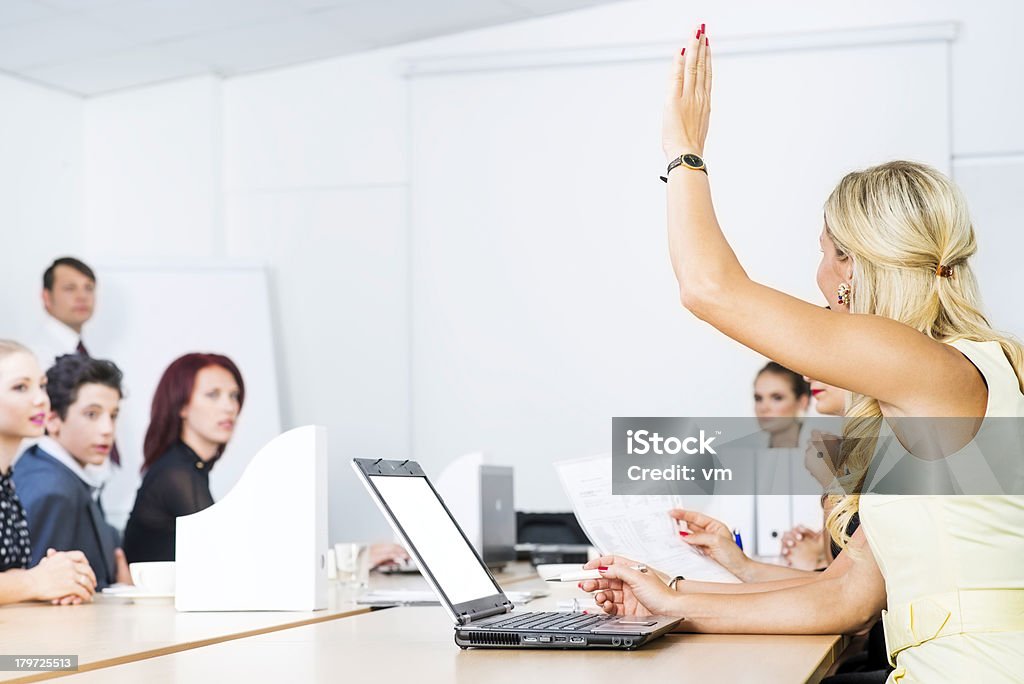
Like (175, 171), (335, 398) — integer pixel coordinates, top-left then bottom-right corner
(129, 561), (176, 595)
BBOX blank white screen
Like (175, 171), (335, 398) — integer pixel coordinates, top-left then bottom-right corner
(369, 475), (501, 606)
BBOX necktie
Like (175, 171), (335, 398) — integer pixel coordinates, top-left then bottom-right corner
(76, 339), (89, 356)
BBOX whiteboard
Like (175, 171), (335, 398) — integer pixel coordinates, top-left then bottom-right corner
(408, 40), (951, 514)
(87, 264), (282, 528)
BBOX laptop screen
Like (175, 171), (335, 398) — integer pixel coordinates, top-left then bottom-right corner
(368, 473), (503, 606)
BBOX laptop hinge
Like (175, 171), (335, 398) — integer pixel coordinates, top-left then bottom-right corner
(457, 601), (513, 626)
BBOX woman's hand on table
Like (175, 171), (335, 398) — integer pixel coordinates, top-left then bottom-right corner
(31, 549), (96, 604)
(780, 526), (827, 570)
(368, 542), (410, 568)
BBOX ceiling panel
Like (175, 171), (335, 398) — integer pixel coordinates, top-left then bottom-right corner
(84, 0), (296, 44)
(160, 14), (373, 75)
(315, 0), (523, 46)
(0, 0), (628, 95)
(0, 0), (58, 28)
(0, 15), (140, 70)
(23, 44), (208, 94)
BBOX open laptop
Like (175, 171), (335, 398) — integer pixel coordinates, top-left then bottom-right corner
(352, 458), (681, 649)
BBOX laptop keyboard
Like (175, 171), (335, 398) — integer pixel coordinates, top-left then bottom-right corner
(474, 611), (615, 632)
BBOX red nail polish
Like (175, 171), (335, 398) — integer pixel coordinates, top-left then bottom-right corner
(577, 582), (583, 589)
(680, 48), (685, 56)
(705, 37), (709, 46)
(598, 566), (608, 571)
(700, 23), (705, 34)
(679, 531), (690, 537)
(695, 29), (701, 39)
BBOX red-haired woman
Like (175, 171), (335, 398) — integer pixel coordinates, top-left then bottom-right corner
(123, 353), (243, 562)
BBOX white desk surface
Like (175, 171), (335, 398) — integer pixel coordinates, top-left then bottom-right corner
(50, 577), (843, 684)
(0, 564), (537, 684)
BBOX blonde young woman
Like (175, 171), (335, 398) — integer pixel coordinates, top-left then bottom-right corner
(0, 340), (97, 605)
(580, 25), (1023, 683)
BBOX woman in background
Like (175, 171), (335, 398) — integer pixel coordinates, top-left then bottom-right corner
(753, 361), (810, 448)
(0, 340), (97, 605)
(124, 353), (243, 562)
(781, 377), (849, 570)
(123, 352), (411, 569)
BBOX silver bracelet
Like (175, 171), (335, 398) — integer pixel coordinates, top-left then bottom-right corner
(668, 575), (686, 591)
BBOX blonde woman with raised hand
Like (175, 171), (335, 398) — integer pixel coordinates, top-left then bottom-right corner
(581, 24), (1023, 683)
(0, 341), (97, 605)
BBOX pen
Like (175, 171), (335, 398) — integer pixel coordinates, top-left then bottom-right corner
(733, 528), (743, 551)
(546, 565), (648, 582)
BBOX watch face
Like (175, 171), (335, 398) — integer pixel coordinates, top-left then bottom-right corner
(682, 153), (704, 169)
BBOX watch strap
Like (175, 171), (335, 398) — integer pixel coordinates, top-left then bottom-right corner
(660, 154), (708, 182)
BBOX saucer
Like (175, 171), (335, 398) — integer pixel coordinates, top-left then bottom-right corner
(101, 586), (175, 604)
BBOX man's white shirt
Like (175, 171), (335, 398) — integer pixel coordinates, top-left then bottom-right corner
(31, 313), (85, 370)
(22, 314), (114, 485)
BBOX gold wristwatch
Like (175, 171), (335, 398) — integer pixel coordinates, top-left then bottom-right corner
(660, 153), (707, 182)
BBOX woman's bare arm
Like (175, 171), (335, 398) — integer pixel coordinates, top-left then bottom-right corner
(661, 27), (984, 415)
(586, 529), (879, 634)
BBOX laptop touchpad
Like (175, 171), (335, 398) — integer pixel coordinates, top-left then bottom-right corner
(594, 620), (657, 632)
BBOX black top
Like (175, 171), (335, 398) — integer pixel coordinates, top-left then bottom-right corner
(0, 468), (32, 572)
(829, 512), (861, 560)
(123, 441), (217, 563)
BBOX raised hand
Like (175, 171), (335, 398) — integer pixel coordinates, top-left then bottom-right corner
(663, 23), (712, 161)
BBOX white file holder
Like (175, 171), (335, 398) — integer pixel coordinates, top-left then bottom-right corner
(175, 425), (328, 611)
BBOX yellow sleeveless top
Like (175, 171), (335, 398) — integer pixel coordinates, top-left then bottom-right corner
(859, 340), (1024, 683)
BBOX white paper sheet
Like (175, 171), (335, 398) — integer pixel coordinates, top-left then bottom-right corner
(555, 455), (739, 583)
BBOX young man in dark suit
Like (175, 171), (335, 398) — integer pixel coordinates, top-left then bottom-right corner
(13, 355), (130, 589)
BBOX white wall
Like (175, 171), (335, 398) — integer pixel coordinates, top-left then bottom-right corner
(0, 73), (82, 343)
(83, 76), (223, 259)
(11, 0), (1018, 542)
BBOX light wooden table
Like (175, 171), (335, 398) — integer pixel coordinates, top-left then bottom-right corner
(50, 577), (844, 684)
(0, 564), (536, 683)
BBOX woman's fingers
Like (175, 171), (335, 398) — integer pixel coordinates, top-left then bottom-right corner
(669, 45), (686, 101)
(703, 35), (712, 99)
(669, 508), (719, 531)
(73, 561), (97, 590)
(594, 588), (624, 605)
(584, 554), (637, 570)
(680, 531), (721, 551)
(681, 24), (702, 100)
(694, 26), (707, 95)
(580, 577), (622, 592)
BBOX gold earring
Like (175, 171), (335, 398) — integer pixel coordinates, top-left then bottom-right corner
(836, 283), (851, 306)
